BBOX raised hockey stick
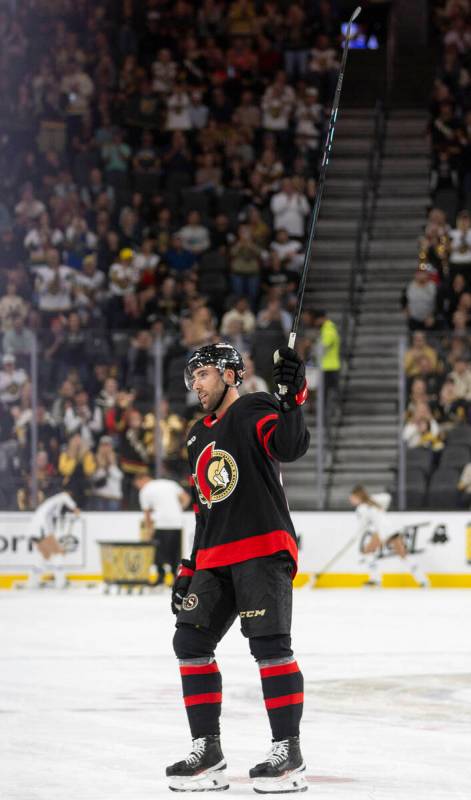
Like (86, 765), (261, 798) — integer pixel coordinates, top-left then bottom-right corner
(286, 5), (362, 353)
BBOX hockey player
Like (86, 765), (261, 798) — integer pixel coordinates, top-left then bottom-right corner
(27, 490), (80, 589)
(166, 342), (310, 794)
(348, 485), (430, 587)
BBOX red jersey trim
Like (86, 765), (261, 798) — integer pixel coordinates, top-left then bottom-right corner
(184, 692), (222, 707)
(203, 409), (228, 427)
(180, 663), (219, 676)
(192, 503), (200, 514)
(260, 661), (299, 679)
(263, 424), (277, 460)
(264, 692), (304, 709)
(195, 530), (298, 575)
(256, 413), (279, 457)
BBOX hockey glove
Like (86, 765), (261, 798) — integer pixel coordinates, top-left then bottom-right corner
(171, 559), (195, 615)
(273, 347), (308, 412)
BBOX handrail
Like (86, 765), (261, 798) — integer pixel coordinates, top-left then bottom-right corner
(337, 100), (385, 386)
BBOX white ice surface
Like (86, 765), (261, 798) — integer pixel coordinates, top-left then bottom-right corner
(2, 588), (471, 800)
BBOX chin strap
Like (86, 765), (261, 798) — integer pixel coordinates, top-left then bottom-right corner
(208, 381), (230, 414)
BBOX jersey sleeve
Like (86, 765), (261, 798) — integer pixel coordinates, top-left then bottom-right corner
(62, 493), (77, 512)
(248, 393), (310, 463)
(187, 466), (205, 569)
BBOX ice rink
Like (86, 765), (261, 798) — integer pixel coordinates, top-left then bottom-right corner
(2, 587), (471, 800)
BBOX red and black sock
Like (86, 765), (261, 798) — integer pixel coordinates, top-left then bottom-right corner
(259, 659), (304, 740)
(179, 660), (222, 738)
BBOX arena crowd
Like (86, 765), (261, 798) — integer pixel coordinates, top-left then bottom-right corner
(0, 0), (346, 509)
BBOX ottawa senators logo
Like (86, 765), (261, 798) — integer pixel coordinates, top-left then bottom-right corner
(193, 441), (238, 509)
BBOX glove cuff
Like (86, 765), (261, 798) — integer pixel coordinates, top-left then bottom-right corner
(295, 379), (308, 407)
(177, 559), (195, 578)
(274, 379), (308, 412)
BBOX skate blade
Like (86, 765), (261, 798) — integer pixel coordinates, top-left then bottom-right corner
(252, 765), (308, 794)
(168, 766), (229, 792)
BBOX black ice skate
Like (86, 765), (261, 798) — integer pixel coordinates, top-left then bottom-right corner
(249, 737), (307, 794)
(166, 735), (229, 792)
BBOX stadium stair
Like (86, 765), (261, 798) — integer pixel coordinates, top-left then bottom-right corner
(325, 109), (430, 510)
(282, 110), (376, 510)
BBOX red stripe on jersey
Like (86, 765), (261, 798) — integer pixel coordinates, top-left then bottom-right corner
(256, 414), (279, 455)
(192, 503), (200, 514)
(262, 424), (277, 459)
(264, 692), (304, 709)
(195, 530), (298, 575)
(260, 661), (299, 679)
(184, 692), (222, 707)
(180, 663), (219, 676)
(189, 475), (195, 486)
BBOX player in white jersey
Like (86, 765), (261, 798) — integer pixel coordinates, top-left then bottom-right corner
(134, 468), (190, 584)
(349, 485), (429, 587)
(27, 491), (80, 589)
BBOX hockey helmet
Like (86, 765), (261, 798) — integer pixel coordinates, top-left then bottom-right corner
(184, 343), (245, 390)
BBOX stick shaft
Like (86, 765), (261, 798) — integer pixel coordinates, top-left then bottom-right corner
(288, 6), (361, 350)
(313, 532), (361, 581)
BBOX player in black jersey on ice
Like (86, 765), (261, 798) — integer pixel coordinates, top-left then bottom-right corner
(166, 342), (310, 794)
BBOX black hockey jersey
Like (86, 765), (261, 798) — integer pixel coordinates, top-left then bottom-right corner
(187, 392), (310, 575)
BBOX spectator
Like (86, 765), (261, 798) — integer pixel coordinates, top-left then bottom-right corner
(101, 128), (131, 181)
(261, 71), (295, 136)
(80, 167), (115, 211)
(58, 431), (96, 508)
(14, 182), (46, 225)
(89, 435), (123, 511)
(307, 33), (340, 103)
(0, 353), (28, 406)
(312, 309), (341, 407)
(402, 266), (437, 331)
(109, 247), (136, 297)
(0, 281), (27, 332)
(34, 248), (75, 318)
(63, 388), (102, 449)
(407, 377), (430, 414)
(151, 48), (177, 94)
(246, 206), (271, 249)
(164, 234), (197, 275)
(402, 403), (442, 450)
(431, 379), (467, 437)
(449, 210), (471, 275)
(404, 331), (440, 376)
(229, 224), (263, 310)
(270, 177), (310, 238)
(2, 313), (35, 363)
(256, 296), (292, 338)
(74, 254), (106, 312)
(294, 87), (322, 158)
(269, 227), (304, 271)
(60, 59), (94, 140)
(116, 405), (153, 510)
(220, 296), (256, 338)
(238, 353), (269, 395)
(178, 211), (211, 255)
(449, 357), (471, 400)
(166, 84), (192, 131)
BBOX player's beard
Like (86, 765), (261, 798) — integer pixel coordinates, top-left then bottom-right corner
(201, 382), (228, 413)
